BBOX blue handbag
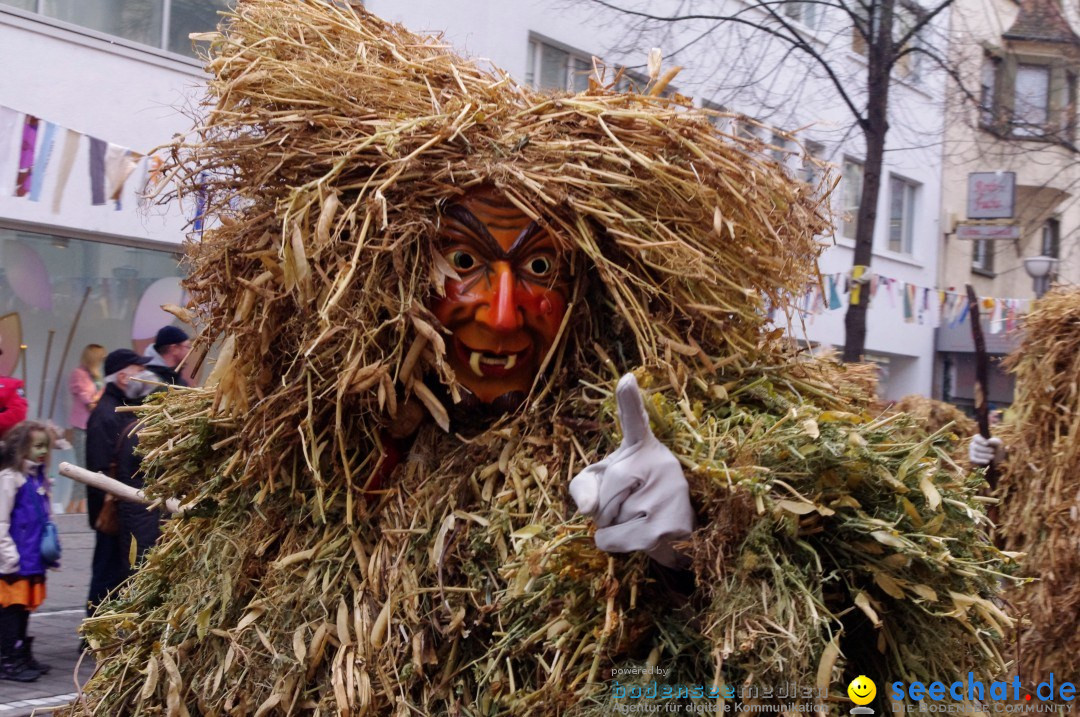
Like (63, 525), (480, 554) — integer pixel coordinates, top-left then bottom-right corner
(31, 479), (61, 567)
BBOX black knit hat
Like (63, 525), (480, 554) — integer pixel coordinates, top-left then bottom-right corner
(154, 325), (190, 350)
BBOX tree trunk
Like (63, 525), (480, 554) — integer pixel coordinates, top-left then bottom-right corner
(841, 0), (894, 363)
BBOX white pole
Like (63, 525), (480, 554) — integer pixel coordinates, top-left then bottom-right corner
(58, 462), (183, 515)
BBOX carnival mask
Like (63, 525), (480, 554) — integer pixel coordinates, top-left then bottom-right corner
(431, 188), (570, 404)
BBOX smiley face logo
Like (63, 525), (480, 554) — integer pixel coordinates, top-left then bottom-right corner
(848, 675), (877, 706)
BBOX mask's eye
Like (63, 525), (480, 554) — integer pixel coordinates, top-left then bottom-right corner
(448, 250), (478, 272)
(523, 254), (554, 278)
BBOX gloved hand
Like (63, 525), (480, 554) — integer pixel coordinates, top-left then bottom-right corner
(569, 374), (695, 568)
(969, 434), (1004, 466)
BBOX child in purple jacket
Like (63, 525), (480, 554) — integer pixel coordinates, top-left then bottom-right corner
(0, 420), (55, 682)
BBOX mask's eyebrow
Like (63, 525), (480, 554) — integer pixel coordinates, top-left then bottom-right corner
(443, 204), (506, 259)
(507, 220), (548, 259)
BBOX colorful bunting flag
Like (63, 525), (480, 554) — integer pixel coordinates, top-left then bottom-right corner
(51, 129), (81, 213)
(14, 115), (38, 197)
(28, 121), (58, 202)
(88, 137), (107, 205)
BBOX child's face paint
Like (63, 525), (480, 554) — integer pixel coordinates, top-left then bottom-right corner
(431, 188), (570, 404)
(29, 431), (49, 464)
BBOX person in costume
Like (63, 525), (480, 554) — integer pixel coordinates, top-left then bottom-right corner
(0, 341), (27, 439)
(59, 3), (1012, 715)
(0, 420), (55, 682)
(430, 188), (694, 566)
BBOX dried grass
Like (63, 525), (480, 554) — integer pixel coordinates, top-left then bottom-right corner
(997, 287), (1080, 679)
(60, 1), (1013, 715)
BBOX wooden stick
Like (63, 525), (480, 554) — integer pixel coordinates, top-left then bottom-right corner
(48, 285), (92, 421)
(37, 329), (54, 418)
(58, 461), (183, 515)
(965, 284), (998, 491)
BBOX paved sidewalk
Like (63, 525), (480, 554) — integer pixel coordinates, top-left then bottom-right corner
(0, 514), (97, 717)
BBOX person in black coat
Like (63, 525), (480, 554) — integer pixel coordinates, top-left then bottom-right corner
(84, 349), (154, 615)
(143, 326), (191, 387)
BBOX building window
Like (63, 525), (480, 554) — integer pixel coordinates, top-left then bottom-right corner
(736, 115), (763, 142)
(851, 4), (869, 56)
(527, 38), (592, 92)
(841, 159), (863, 238)
(971, 239), (995, 273)
(702, 100), (732, 133)
(0, 227), (186, 509)
(3, 0), (231, 57)
(892, 4), (926, 83)
(801, 140), (825, 188)
(1041, 217), (1060, 259)
(1066, 71), (1077, 140)
(981, 53), (1079, 142)
(783, 1), (822, 31)
(770, 131), (790, 166)
(980, 54), (1000, 127)
(888, 175), (917, 254)
(1012, 64), (1051, 137)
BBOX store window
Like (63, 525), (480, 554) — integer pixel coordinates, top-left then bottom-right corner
(888, 175), (917, 254)
(841, 158), (863, 239)
(2, 0), (231, 58)
(0, 228), (186, 509)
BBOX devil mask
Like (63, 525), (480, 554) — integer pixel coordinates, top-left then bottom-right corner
(431, 188), (571, 405)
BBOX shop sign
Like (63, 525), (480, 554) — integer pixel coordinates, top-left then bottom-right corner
(967, 172), (1016, 219)
(955, 223), (1020, 240)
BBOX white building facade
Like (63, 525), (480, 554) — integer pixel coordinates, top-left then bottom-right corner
(0, 2), (220, 508)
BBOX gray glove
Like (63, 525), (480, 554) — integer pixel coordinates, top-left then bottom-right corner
(569, 374), (695, 568)
(969, 434), (1004, 466)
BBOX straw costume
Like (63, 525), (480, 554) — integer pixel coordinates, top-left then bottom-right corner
(994, 288), (1080, 681)
(64, 2), (1013, 714)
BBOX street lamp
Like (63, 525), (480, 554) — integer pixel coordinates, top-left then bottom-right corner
(1023, 254), (1057, 298)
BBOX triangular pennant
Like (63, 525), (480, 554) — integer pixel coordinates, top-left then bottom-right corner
(28, 121), (58, 202)
(14, 114), (38, 197)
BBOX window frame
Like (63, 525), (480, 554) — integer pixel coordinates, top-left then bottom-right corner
(801, 140), (826, 190)
(1, 0), (228, 58)
(702, 99), (732, 133)
(1011, 63), (1052, 137)
(841, 158), (864, 240)
(1041, 217), (1061, 259)
(980, 48), (1079, 144)
(526, 35), (593, 93)
(971, 238), (995, 275)
(782, 1), (823, 32)
(887, 174), (918, 255)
